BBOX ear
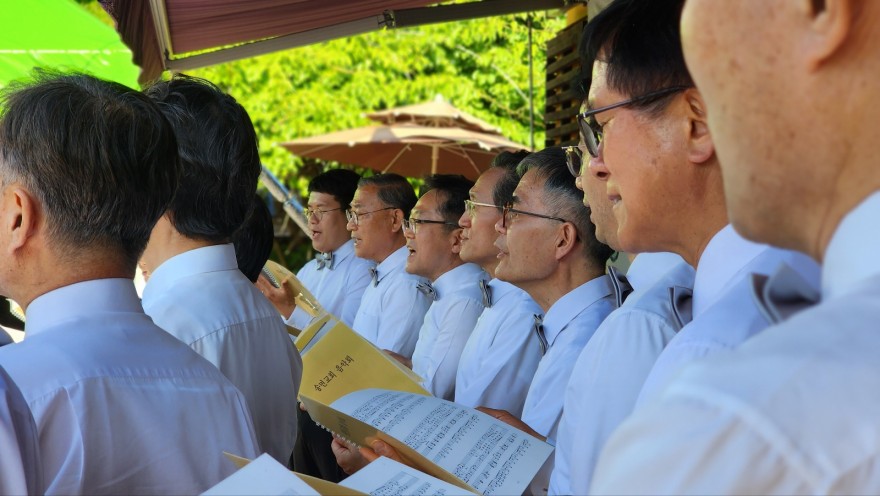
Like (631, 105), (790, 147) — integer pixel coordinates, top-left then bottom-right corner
(2, 187), (38, 255)
(554, 222), (579, 261)
(450, 227), (464, 255)
(683, 89), (715, 164)
(801, 0), (854, 70)
(389, 209), (404, 233)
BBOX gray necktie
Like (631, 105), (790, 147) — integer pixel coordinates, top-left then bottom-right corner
(669, 286), (694, 330)
(608, 265), (633, 308)
(533, 314), (548, 355)
(417, 281), (437, 301)
(369, 266), (378, 287)
(479, 279), (492, 308)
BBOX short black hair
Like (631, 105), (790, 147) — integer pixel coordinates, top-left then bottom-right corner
(233, 197), (274, 283)
(517, 147), (613, 267)
(420, 174), (475, 228)
(308, 169), (361, 208)
(0, 71), (180, 267)
(357, 173), (418, 218)
(145, 74), (260, 243)
(579, 0), (693, 114)
(490, 150), (530, 209)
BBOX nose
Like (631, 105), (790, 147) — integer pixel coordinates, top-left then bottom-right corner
(346, 217), (357, 231)
(458, 209), (470, 229)
(494, 216), (506, 235)
(589, 153), (610, 181)
(403, 226), (415, 239)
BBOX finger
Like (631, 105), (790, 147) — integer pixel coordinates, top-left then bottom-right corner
(359, 446), (380, 463)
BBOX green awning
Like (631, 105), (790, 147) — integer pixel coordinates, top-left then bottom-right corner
(0, 0), (139, 90)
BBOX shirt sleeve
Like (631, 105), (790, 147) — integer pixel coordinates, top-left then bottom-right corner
(420, 298), (484, 401)
(591, 393), (813, 495)
(0, 367), (43, 495)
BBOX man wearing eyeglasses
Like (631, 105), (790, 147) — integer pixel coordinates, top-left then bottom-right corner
(454, 151), (544, 418)
(591, 0), (880, 494)
(348, 173), (432, 358)
(400, 174), (488, 401)
(477, 147), (617, 496)
(258, 169), (373, 330)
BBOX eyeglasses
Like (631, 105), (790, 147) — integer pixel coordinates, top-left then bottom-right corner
(564, 145), (583, 179)
(345, 207), (394, 226)
(576, 85), (691, 158)
(303, 206), (344, 222)
(464, 199), (500, 218)
(402, 218), (459, 234)
(501, 202), (569, 229)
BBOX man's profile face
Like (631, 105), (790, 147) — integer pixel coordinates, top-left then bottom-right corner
(458, 168), (504, 270)
(347, 185), (393, 263)
(575, 142), (619, 250)
(307, 191), (349, 254)
(493, 170), (560, 288)
(587, 60), (691, 254)
(404, 189), (458, 281)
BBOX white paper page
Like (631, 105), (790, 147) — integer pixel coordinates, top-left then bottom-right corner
(201, 453), (320, 496)
(333, 389), (554, 495)
(341, 457), (474, 496)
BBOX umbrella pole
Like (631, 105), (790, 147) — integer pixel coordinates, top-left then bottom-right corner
(431, 145), (439, 175)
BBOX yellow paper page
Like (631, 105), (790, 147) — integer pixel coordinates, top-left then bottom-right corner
(299, 318), (429, 405)
(264, 260), (325, 317)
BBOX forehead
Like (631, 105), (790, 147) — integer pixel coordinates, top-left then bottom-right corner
(351, 185), (380, 206)
(512, 169), (544, 203)
(471, 168), (504, 200)
(588, 61), (617, 107)
(308, 191), (339, 206)
(412, 189), (441, 214)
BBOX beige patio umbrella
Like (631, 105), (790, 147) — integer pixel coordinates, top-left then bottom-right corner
(279, 123), (528, 180)
(364, 95), (502, 134)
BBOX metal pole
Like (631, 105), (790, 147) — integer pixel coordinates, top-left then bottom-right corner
(528, 13), (535, 151)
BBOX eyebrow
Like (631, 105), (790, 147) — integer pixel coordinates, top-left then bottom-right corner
(510, 195), (522, 206)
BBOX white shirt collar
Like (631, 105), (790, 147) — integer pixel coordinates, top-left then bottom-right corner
(626, 252), (686, 292)
(822, 190), (880, 300)
(543, 274), (613, 347)
(331, 239), (356, 261)
(143, 244), (237, 303)
(693, 225), (768, 316)
(26, 278), (143, 337)
(431, 263), (487, 299)
(373, 245), (408, 285)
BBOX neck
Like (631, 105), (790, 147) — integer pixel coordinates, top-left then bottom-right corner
(372, 236), (406, 264)
(520, 260), (606, 313)
(428, 257), (466, 283)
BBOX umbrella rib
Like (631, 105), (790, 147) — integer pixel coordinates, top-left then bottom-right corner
(383, 143), (412, 173)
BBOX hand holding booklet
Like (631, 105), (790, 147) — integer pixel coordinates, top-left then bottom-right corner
(300, 388), (554, 495)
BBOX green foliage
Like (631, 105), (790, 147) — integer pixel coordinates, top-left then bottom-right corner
(189, 13), (566, 269)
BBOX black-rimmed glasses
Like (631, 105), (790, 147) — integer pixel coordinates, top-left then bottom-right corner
(501, 202), (568, 229)
(564, 145), (583, 178)
(402, 218), (459, 234)
(577, 85), (691, 158)
(345, 207), (394, 225)
(303, 206), (344, 222)
(464, 199), (499, 217)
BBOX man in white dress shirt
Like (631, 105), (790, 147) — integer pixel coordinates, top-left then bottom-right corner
(480, 147), (617, 495)
(257, 169), (373, 329)
(348, 173), (432, 357)
(140, 75), (301, 466)
(0, 365), (42, 495)
(455, 151), (544, 418)
(592, 0), (880, 493)
(404, 174), (487, 400)
(549, 131), (695, 493)
(576, 0), (818, 412)
(0, 73), (260, 494)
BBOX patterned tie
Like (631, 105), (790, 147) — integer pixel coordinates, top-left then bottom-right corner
(315, 252), (334, 270)
(533, 314), (548, 355)
(417, 281), (437, 301)
(479, 279), (492, 308)
(369, 266), (379, 287)
(668, 286), (694, 330)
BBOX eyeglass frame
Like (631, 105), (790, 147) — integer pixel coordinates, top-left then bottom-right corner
(563, 145), (584, 179)
(345, 206), (395, 226)
(402, 217), (460, 234)
(464, 199), (500, 218)
(303, 206), (345, 222)
(576, 85), (691, 158)
(501, 202), (569, 230)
